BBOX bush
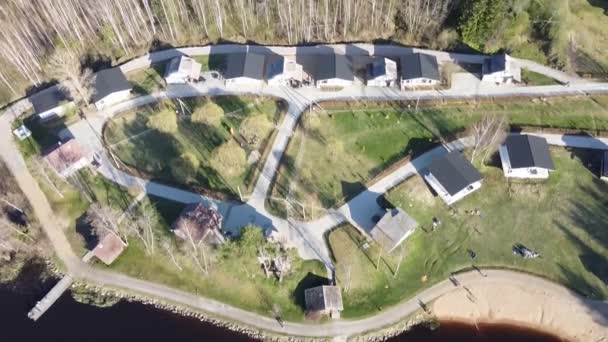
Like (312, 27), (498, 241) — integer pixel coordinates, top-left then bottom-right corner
(147, 108), (178, 133)
(458, 0), (507, 51)
(170, 152), (200, 183)
(239, 115), (273, 146)
(191, 101), (224, 127)
(210, 139), (247, 177)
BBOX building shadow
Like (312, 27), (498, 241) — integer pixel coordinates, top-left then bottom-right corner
(292, 272), (330, 310)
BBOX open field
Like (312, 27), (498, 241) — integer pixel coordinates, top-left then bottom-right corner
(268, 96), (608, 218)
(106, 195), (328, 322)
(328, 147), (608, 318)
(104, 95), (285, 198)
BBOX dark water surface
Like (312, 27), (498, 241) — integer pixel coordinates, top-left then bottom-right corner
(1, 287), (565, 341)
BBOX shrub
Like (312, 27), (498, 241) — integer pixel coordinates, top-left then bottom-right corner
(191, 101), (224, 127)
(239, 115), (273, 146)
(210, 139), (247, 177)
(147, 108), (178, 133)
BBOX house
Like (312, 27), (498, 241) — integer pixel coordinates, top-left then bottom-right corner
(42, 139), (89, 177)
(370, 208), (417, 252)
(311, 54), (354, 88)
(499, 134), (555, 179)
(172, 203), (225, 245)
(223, 53), (265, 87)
(304, 285), (343, 319)
(366, 57), (398, 87)
(400, 53), (441, 89)
(30, 87), (74, 120)
(482, 54), (521, 84)
(424, 151), (483, 205)
(92, 232), (126, 265)
(164, 55), (202, 84)
(92, 67), (132, 109)
(601, 150), (608, 181)
(265, 56), (303, 86)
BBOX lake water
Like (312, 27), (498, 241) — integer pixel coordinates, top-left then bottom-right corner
(1, 286), (564, 342)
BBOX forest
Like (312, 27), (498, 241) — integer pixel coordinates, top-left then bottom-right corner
(0, 0), (606, 106)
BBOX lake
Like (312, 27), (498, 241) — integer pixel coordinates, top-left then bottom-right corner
(1, 286), (564, 341)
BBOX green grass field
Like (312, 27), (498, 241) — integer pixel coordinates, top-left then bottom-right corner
(126, 63), (167, 95)
(329, 147), (608, 318)
(268, 96), (608, 218)
(521, 69), (561, 86)
(104, 96), (285, 198)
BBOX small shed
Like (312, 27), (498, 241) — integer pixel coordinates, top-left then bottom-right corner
(92, 232), (127, 265)
(424, 151), (483, 205)
(172, 203), (224, 245)
(304, 285), (343, 319)
(223, 53), (265, 86)
(366, 57), (398, 87)
(30, 87), (74, 120)
(370, 208), (417, 252)
(482, 54), (521, 84)
(499, 134), (555, 179)
(601, 150), (608, 181)
(42, 139), (89, 177)
(164, 56), (202, 84)
(400, 53), (440, 89)
(92, 67), (132, 109)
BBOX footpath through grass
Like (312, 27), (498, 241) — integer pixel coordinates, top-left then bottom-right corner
(269, 96), (608, 218)
(329, 147), (608, 318)
(104, 95), (285, 199)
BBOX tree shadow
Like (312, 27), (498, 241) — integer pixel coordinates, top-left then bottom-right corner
(75, 212), (98, 251)
(292, 272), (330, 310)
(80, 53), (113, 73)
(587, 0), (608, 15)
(25, 81), (60, 97)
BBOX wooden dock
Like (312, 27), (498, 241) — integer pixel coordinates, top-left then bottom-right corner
(27, 275), (73, 321)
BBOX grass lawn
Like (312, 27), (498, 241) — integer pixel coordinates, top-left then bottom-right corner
(126, 63), (167, 95)
(193, 54), (227, 72)
(268, 96), (608, 218)
(521, 69), (561, 86)
(104, 95), (285, 198)
(106, 195), (328, 322)
(328, 147), (608, 318)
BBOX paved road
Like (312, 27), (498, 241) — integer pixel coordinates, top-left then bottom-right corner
(3, 45), (608, 337)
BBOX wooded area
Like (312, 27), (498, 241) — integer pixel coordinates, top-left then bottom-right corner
(0, 0), (605, 105)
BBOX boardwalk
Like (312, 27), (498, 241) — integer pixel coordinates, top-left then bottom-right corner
(27, 275), (73, 321)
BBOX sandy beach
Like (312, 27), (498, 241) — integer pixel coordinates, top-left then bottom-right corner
(432, 270), (608, 342)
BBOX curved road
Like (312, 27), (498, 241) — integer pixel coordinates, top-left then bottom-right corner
(1, 45), (608, 337)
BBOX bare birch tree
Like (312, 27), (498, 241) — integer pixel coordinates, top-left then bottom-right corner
(470, 114), (508, 164)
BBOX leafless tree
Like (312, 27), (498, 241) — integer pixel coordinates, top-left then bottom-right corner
(398, 0), (454, 42)
(47, 49), (94, 106)
(179, 220), (209, 275)
(127, 203), (156, 255)
(470, 114), (508, 164)
(162, 239), (183, 271)
(86, 202), (128, 245)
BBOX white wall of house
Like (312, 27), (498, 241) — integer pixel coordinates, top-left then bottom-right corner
(401, 78), (440, 89)
(94, 89), (132, 110)
(424, 173), (482, 205)
(498, 145), (551, 179)
(165, 70), (190, 84)
(367, 75), (396, 87)
(267, 60), (303, 87)
(316, 78), (353, 88)
(37, 102), (75, 120)
(481, 72), (515, 84)
(225, 77), (264, 87)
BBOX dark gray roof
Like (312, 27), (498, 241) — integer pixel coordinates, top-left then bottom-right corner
(602, 150), (608, 178)
(305, 285), (343, 312)
(505, 135), (555, 170)
(30, 87), (72, 114)
(310, 54), (354, 81)
(224, 53), (265, 80)
(400, 53), (440, 80)
(92, 67), (131, 102)
(485, 54), (506, 74)
(427, 151), (483, 196)
(266, 57), (284, 80)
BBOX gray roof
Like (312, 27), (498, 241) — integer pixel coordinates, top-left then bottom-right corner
(370, 208), (417, 252)
(427, 151), (483, 196)
(305, 285), (343, 312)
(367, 56), (388, 78)
(224, 53), (265, 80)
(92, 67), (131, 102)
(266, 57), (284, 80)
(400, 53), (440, 80)
(602, 150), (608, 178)
(505, 135), (555, 170)
(30, 87), (72, 114)
(311, 54), (354, 81)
